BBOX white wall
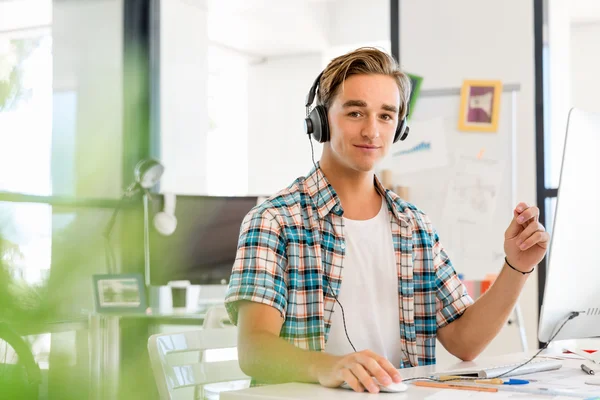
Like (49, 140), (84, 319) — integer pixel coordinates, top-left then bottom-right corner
(546, 1), (600, 188)
(546, 0), (573, 188)
(326, 0), (389, 47)
(399, 0), (539, 362)
(247, 54), (323, 196)
(159, 0), (209, 194)
(570, 22), (600, 113)
(208, 1), (329, 57)
(53, 0), (123, 199)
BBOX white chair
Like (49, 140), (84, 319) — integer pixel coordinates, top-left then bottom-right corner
(202, 306), (231, 329)
(148, 328), (250, 400)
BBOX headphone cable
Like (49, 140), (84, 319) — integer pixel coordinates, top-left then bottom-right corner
(308, 134), (357, 353)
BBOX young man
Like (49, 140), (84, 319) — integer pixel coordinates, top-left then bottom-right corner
(224, 47), (549, 394)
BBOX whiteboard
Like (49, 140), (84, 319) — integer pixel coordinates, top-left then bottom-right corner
(380, 85), (520, 280)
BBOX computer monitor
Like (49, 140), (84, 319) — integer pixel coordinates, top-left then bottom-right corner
(538, 108), (600, 343)
(148, 195), (259, 285)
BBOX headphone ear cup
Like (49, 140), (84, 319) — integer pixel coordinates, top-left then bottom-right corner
(306, 108), (321, 143)
(399, 125), (410, 141)
(153, 212), (177, 236)
(307, 105), (329, 143)
(153, 193), (177, 236)
(394, 118), (409, 143)
(315, 105), (329, 143)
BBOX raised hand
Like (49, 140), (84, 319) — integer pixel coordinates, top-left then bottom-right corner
(504, 202), (550, 272)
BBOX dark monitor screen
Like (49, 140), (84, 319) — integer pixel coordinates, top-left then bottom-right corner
(149, 195), (258, 285)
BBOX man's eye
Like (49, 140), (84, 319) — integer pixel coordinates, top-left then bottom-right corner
(348, 112), (362, 117)
(381, 114), (393, 121)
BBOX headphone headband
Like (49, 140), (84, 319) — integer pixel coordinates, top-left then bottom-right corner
(305, 71), (324, 109)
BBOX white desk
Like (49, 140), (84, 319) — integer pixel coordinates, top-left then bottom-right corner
(221, 351), (600, 399)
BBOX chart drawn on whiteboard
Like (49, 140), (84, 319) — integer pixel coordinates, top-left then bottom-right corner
(380, 117), (449, 175)
(452, 176), (497, 214)
(444, 156), (505, 226)
(392, 141), (431, 156)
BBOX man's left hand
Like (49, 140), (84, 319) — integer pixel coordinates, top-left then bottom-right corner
(504, 202), (550, 273)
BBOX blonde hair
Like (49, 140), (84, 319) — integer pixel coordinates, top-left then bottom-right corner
(318, 47), (411, 118)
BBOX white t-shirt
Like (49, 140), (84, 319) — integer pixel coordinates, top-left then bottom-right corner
(324, 198), (403, 367)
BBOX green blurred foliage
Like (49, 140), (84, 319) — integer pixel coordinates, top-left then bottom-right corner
(0, 37), (40, 112)
(0, 204), (156, 399)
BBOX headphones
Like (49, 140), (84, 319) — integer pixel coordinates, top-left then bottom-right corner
(153, 192), (177, 236)
(303, 71), (410, 143)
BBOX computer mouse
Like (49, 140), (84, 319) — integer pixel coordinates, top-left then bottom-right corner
(374, 379), (408, 393)
(341, 378), (408, 393)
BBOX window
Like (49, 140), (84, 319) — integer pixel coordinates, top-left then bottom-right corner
(0, 33), (52, 196)
(1, 3), (53, 287)
(0, 201), (51, 284)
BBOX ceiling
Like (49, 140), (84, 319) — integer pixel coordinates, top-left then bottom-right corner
(199, 0), (390, 58)
(198, 0), (334, 14)
(203, 0), (331, 58)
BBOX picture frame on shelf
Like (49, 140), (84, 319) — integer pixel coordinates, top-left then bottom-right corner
(92, 273), (147, 314)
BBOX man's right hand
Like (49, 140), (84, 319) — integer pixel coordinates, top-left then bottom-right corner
(314, 350), (403, 394)
(236, 302), (402, 393)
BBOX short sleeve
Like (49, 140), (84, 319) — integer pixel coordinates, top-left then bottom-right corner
(224, 209), (288, 325)
(433, 231), (474, 328)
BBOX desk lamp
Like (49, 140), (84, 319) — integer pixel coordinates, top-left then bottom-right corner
(103, 158), (164, 286)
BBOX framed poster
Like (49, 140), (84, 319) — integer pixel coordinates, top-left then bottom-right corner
(458, 80), (502, 132)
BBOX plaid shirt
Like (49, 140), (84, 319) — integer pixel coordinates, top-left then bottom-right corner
(225, 164), (473, 368)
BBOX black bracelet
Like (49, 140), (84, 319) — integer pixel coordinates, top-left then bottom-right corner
(505, 257), (535, 275)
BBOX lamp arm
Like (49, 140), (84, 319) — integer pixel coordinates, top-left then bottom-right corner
(103, 182), (139, 239)
(103, 200), (124, 239)
(102, 182), (140, 273)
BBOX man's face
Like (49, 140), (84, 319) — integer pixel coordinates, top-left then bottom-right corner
(325, 74), (401, 173)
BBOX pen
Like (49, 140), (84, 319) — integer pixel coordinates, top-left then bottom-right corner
(413, 381), (498, 392)
(504, 379), (529, 385)
(475, 378), (529, 385)
(582, 363), (596, 375)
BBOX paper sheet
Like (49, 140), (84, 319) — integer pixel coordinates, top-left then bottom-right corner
(382, 117), (449, 175)
(510, 367), (600, 396)
(424, 390), (574, 399)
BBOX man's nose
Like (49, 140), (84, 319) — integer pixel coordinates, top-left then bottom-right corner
(361, 115), (380, 139)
